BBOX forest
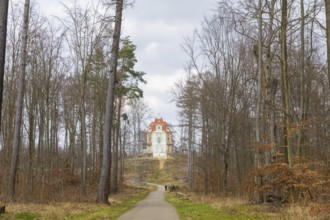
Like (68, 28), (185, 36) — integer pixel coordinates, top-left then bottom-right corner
(0, 0), (149, 203)
(174, 0), (330, 204)
(0, 0), (329, 215)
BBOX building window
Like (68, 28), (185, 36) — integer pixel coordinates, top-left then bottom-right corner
(157, 125), (162, 131)
(157, 136), (161, 143)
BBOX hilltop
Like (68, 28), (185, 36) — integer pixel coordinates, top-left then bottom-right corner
(124, 154), (188, 187)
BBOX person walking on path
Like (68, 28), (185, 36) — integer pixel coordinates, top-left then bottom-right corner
(117, 184), (180, 220)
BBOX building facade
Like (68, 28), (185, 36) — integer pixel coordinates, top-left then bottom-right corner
(146, 118), (172, 158)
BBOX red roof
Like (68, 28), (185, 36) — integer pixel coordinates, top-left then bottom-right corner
(149, 118), (169, 132)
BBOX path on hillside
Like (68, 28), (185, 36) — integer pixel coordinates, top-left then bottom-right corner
(117, 184), (180, 220)
(159, 158), (165, 170)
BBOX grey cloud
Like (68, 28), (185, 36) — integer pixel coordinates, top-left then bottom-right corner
(123, 0), (213, 126)
(126, 0), (215, 24)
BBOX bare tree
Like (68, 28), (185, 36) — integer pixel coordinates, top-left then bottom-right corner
(280, 0), (292, 167)
(254, 0), (263, 203)
(97, 0), (124, 204)
(173, 74), (198, 190)
(8, 0), (30, 201)
(0, 0), (9, 129)
(299, 0), (306, 157)
(325, 0), (330, 85)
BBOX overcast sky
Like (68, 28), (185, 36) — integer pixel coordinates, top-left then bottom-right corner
(39, 0), (215, 126)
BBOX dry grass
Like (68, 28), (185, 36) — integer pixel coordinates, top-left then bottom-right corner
(159, 158), (165, 170)
(279, 205), (314, 220)
(259, 202), (330, 219)
(123, 154), (188, 187)
(1, 185), (151, 219)
(205, 196), (247, 209)
(306, 203), (330, 220)
(170, 191), (330, 220)
(5, 202), (103, 217)
(158, 154), (187, 186)
(0, 155), (163, 219)
(124, 156), (160, 181)
(3, 154), (327, 220)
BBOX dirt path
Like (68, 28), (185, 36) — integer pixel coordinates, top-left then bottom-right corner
(159, 158), (165, 170)
(117, 184), (180, 220)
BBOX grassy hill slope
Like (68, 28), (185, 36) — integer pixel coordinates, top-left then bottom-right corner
(124, 154), (188, 187)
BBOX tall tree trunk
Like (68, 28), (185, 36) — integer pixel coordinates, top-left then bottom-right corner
(201, 103), (208, 195)
(112, 96), (122, 193)
(254, 0), (263, 203)
(81, 100), (88, 196)
(0, 0), (9, 130)
(37, 97), (45, 177)
(91, 104), (97, 184)
(28, 81), (36, 198)
(120, 117), (127, 182)
(97, 0), (124, 204)
(80, 66), (88, 197)
(255, 0), (263, 160)
(325, 0), (330, 85)
(299, 0), (306, 157)
(187, 109), (194, 189)
(264, 0), (276, 163)
(0, 0), (9, 192)
(8, 0), (30, 201)
(280, 0), (292, 167)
